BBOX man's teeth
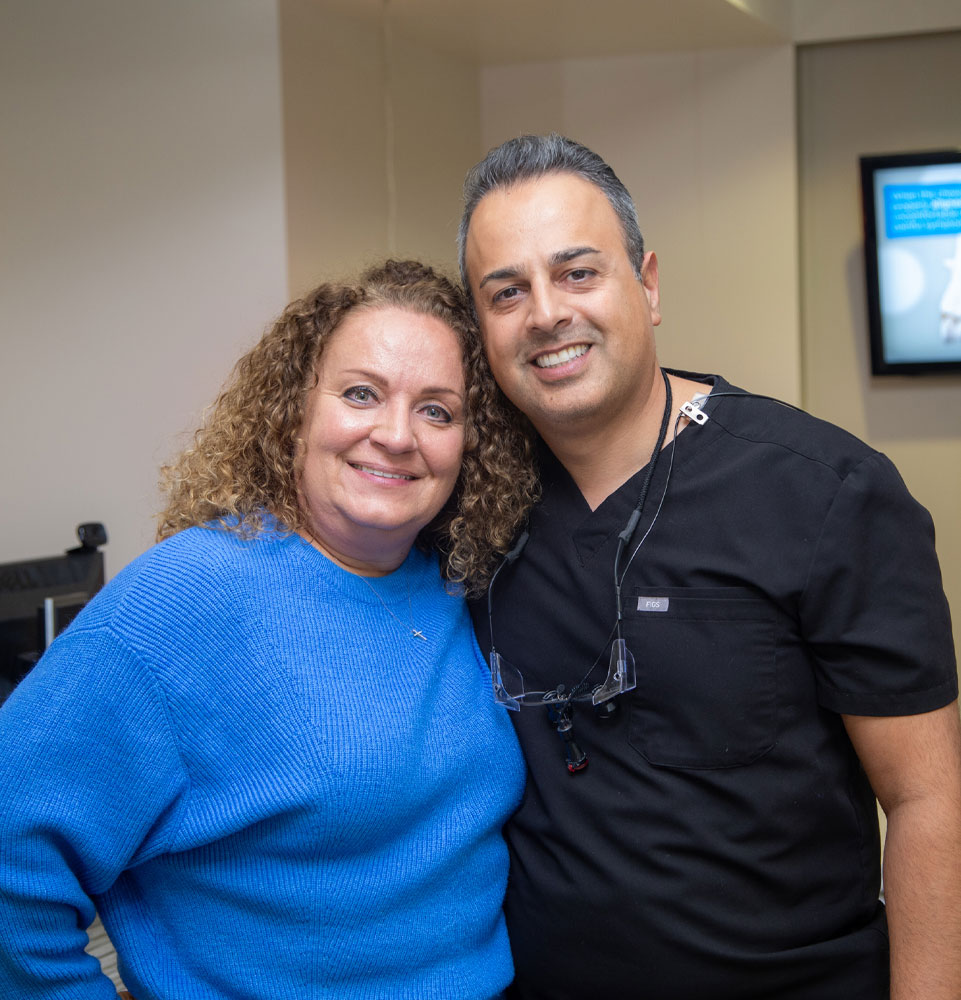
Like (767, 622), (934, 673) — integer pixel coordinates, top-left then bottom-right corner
(356, 465), (414, 480)
(534, 344), (589, 368)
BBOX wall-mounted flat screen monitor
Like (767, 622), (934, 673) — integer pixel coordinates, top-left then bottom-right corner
(860, 149), (961, 375)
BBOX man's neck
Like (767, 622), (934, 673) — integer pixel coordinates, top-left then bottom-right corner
(538, 371), (711, 510)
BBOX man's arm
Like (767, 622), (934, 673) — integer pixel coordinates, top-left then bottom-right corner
(844, 702), (961, 1000)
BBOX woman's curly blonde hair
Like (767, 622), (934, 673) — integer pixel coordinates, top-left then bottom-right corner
(157, 259), (538, 594)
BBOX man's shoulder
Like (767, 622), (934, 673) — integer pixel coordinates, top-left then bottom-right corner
(683, 371), (878, 479)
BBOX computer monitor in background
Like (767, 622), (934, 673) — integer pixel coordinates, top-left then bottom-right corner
(860, 149), (961, 375)
(0, 523), (107, 704)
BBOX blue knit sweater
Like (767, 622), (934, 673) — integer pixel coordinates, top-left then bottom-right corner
(0, 527), (524, 999)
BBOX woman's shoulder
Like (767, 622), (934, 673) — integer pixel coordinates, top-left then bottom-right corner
(123, 523), (268, 581)
(83, 524), (299, 629)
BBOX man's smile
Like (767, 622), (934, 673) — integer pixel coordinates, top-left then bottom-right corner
(533, 344), (591, 369)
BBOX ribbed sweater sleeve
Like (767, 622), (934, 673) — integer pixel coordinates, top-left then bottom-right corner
(0, 625), (189, 998)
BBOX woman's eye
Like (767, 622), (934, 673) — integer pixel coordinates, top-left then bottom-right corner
(344, 386), (376, 403)
(421, 404), (452, 423)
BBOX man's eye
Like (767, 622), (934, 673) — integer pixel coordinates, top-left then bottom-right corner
(493, 286), (520, 303)
(421, 404), (452, 423)
(344, 386), (376, 403)
(569, 268), (593, 281)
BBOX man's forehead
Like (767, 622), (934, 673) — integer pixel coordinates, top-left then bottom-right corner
(466, 173), (619, 270)
(472, 171), (605, 218)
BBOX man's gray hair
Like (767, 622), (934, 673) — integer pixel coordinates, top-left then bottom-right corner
(457, 133), (645, 293)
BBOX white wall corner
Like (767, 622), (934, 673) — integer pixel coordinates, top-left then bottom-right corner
(722, 0), (794, 39)
(791, 0), (961, 45)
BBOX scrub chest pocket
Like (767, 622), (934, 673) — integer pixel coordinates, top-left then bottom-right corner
(625, 587), (778, 769)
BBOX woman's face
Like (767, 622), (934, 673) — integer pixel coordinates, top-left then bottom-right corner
(298, 305), (467, 574)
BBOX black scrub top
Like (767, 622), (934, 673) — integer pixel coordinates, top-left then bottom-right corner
(471, 373), (957, 1000)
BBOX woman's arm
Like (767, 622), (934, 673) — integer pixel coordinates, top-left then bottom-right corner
(0, 626), (187, 998)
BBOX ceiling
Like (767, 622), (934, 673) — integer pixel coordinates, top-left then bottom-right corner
(316, 0), (961, 65)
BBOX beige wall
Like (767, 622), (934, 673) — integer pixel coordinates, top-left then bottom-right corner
(5, 3), (959, 660)
(798, 30), (961, 663)
(0, 0), (288, 575)
(480, 45), (800, 404)
(791, 0), (961, 43)
(279, 1), (480, 297)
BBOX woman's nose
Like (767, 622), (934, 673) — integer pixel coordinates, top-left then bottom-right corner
(368, 404), (416, 453)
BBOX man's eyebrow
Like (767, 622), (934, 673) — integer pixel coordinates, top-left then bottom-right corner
(477, 246), (602, 290)
(550, 246), (601, 267)
(478, 266), (521, 290)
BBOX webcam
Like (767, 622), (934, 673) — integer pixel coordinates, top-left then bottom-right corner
(68, 522), (108, 554)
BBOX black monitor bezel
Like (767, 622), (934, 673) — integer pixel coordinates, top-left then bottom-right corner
(0, 550), (104, 694)
(859, 149), (961, 377)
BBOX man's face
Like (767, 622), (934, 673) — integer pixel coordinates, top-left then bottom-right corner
(463, 172), (661, 438)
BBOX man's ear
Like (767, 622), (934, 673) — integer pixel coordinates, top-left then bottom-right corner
(641, 251), (661, 326)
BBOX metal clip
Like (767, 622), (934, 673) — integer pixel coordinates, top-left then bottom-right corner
(680, 400), (709, 425)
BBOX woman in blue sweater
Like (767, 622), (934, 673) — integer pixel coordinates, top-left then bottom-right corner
(0, 260), (537, 1000)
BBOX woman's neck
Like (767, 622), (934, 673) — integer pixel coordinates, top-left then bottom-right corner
(297, 525), (413, 577)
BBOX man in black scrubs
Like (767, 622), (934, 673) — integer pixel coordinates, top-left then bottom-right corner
(458, 134), (961, 1000)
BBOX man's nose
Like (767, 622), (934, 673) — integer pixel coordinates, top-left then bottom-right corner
(527, 278), (572, 334)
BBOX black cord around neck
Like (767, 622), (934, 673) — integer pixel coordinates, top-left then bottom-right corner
(614, 367), (673, 592)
